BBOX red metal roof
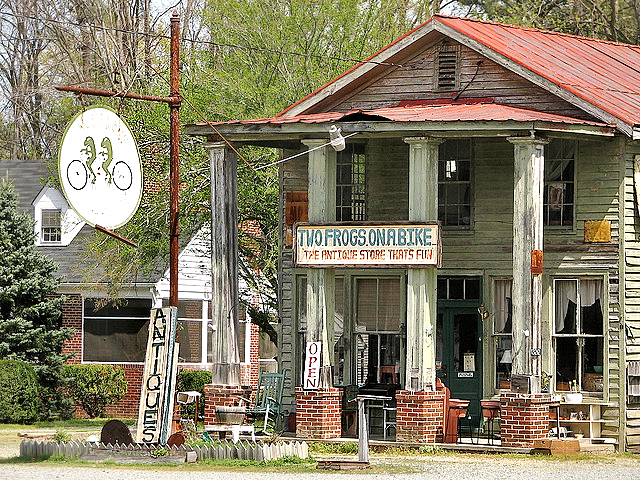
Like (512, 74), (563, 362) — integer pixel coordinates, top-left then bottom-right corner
(211, 102), (610, 128)
(278, 15), (640, 131)
(436, 15), (640, 128)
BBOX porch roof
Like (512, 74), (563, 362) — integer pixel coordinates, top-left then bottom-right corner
(186, 101), (615, 141)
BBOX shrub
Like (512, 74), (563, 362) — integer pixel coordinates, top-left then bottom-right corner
(177, 369), (212, 421)
(0, 359), (39, 423)
(62, 364), (127, 418)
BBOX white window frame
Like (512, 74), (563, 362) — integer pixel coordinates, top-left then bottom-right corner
(552, 277), (606, 397)
(41, 209), (62, 244)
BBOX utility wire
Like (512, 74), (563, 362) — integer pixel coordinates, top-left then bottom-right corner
(254, 133), (359, 171)
(0, 10), (404, 68)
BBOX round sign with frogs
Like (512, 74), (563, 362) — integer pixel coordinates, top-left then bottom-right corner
(58, 106), (142, 228)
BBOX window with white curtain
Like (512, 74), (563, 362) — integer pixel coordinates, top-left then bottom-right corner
(493, 279), (513, 390)
(553, 278), (604, 395)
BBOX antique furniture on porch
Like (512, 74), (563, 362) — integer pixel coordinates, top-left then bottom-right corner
(478, 399), (500, 445)
(238, 369), (288, 433)
(445, 398), (471, 443)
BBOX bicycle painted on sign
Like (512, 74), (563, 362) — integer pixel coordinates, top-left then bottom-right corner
(66, 135), (132, 191)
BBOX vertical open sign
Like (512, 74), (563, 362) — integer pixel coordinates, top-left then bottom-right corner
(304, 342), (322, 390)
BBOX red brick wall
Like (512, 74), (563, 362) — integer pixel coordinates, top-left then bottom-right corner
(60, 294), (263, 420)
(295, 387), (342, 439)
(61, 294), (82, 364)
(500, 392), (552, 448)
(396, 389), (446, 443)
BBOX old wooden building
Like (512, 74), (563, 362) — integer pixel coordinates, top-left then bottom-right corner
(188, 15), (640, 450)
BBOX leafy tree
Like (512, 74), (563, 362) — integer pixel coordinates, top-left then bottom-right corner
(0, 179), (73, 419)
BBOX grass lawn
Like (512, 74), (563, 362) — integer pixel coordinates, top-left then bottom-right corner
(0, 418), (135, 448)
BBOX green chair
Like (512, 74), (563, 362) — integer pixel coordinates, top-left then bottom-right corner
(239, 369), (288, 433)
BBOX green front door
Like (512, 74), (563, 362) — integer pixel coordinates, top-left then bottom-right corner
(436, 305), (483, 424)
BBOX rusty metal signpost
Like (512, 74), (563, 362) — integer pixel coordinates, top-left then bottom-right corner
(56, 13), (183, 444)
(55, 12), (182, 307)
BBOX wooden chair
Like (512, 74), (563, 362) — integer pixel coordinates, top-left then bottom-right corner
(239, 369), (288, 433)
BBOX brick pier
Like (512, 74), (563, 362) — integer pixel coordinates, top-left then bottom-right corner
(500, 392), (552, 448)
(295, 387), (342, 439)
(396, 389), (446, 443)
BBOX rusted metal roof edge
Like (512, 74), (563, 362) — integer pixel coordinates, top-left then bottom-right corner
(185, 119), (615, 140)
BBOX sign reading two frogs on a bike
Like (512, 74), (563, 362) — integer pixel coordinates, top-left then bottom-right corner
(58, 106), (142, 229)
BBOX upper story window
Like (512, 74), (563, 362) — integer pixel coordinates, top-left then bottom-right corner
(336, 143), (366, 221)
(544, 139), (575, 227)
(41, 209), (61, 243)
(438, 139), (472, 227)
(434, 44), (460, 91)
(33, 187), (84, 246)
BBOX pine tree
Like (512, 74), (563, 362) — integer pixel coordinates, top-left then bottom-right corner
(0, 179), (72, 420)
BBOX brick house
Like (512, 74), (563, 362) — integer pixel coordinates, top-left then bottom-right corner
(186, 15), (640, 451)
(1, 159), (264, 418)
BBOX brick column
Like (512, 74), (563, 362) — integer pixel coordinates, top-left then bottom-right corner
(500, 392), (552, 448)
(396, 389), (445, 443)
(295, 387), (342, 439)
(204, 384), (251, 425)
(61, 294), (83, 363)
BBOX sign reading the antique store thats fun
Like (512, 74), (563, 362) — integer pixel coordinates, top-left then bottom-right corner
(295, 223), (441, 268)
(58, 106), (142, 229)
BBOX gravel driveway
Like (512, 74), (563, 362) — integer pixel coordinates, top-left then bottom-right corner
(1, 454), (640, 480)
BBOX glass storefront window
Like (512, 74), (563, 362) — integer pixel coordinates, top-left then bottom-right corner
(554, 279), (604, 395)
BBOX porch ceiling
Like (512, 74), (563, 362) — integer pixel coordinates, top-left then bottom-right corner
(185, 102), (615, 145)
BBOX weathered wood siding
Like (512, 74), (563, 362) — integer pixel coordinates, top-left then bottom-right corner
(623, 140), (640, 450)
(279, 136), (622, 443)
(279, 149), (307, 414)
(332, 41), (596, 122)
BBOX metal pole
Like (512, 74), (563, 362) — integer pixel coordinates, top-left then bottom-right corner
(169, 13), (181, 307)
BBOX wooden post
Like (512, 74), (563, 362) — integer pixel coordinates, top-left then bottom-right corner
(206, 142), (240, 385)
(404, 137), (442, 391)
(508, 136), (547, 393)
(302, 138), (336, 388)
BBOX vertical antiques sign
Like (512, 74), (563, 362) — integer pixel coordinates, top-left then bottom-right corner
(136, 307), (179, 444)
(303, 342), (322, 390)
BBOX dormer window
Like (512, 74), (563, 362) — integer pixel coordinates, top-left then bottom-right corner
(434, 44), (460, 91)
(41, 209), (61, 243)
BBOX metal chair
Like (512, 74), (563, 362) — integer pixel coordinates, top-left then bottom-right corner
(382, 403), (397, 440)
(478, 399), (500, 445)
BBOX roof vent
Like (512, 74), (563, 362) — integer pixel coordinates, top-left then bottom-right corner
(434, 45), (460, 91)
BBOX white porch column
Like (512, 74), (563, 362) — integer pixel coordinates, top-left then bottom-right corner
(303, 138), (336, 388)
(206, 142), (240, 385)
(404, 137), (442, 391)
(508, 136), (548, 393)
